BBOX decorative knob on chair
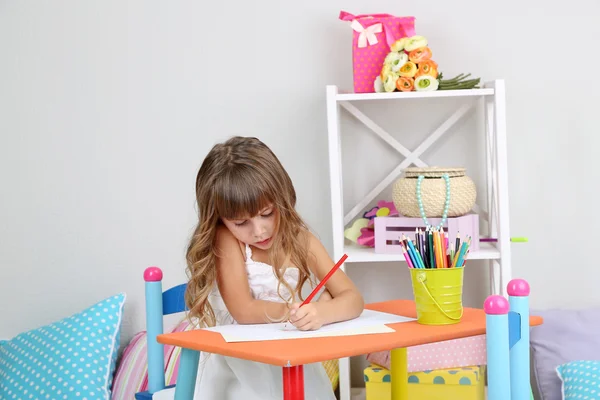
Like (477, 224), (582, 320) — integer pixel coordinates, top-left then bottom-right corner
(144, 266), (163, 282)
(507, 279), (530, 297)
(484, 295), (509, 315)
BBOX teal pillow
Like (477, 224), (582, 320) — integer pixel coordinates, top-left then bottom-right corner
(0, 293), (126, 399)
(556, 360), (600, 399)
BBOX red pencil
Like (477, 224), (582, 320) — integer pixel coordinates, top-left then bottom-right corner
(301, 253), (348, 306)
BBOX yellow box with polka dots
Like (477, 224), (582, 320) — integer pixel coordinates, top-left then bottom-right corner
(364, 364), (486, 400)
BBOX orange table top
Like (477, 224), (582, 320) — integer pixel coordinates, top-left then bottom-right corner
(157, 299), (543, 367)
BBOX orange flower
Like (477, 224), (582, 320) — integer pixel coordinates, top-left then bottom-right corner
(409, 47), (432, 63)
(396, 77), (414, 92)
(416, 59), (438, 78)
(398, 61), (418, 78)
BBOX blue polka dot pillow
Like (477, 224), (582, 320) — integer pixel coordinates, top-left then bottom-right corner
(0, 293), (126, 400)
(556, 360), (600, 399)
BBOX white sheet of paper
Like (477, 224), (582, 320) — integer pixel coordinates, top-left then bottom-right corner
(203, 309), (415, 343)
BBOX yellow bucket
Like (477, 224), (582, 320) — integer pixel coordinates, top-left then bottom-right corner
(409, 267), (464, 325)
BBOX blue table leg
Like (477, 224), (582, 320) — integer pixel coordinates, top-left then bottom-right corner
(174, 348), (200, 400)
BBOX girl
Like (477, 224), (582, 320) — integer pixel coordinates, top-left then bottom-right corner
(183, 136), (364, 399)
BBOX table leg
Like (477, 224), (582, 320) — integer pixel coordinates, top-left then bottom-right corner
(391, 348), (408, 400)
(174, 348), (200, 400)
(282, 365), (304, 400)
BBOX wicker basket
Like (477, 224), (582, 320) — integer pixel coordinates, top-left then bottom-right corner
(392, 167), (477, 218)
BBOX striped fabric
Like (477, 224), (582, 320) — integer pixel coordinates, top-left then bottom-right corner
(111, 319), (192, 400)
(111, 319), (339, 399)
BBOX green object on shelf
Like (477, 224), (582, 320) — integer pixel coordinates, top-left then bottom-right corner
(510, 237), (528, 243)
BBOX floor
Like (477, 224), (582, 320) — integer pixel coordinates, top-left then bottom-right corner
(350, 388), (367, 400)
(350, 388), (366, 400)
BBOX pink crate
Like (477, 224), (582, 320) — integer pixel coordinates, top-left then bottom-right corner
(374, 214), (479, 254)
(366, 334), (487, 372)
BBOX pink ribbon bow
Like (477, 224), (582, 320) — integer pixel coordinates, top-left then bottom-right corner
(350, 20), (383, 48)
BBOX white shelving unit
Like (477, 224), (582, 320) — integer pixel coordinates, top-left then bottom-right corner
(325, 80), (512, 400)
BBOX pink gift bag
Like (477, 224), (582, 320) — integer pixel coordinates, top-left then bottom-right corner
(339, 11), (416, 93)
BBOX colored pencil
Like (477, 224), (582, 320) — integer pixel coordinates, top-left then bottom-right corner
(433, 229), (441, 268)
(444, 232), (449, 267)
(419, 229), (427, 268)
(455, 241), (469, 269)
(461, 236), (472, 267)
(402, 234), (419, 268)
(406, 234), (425, 269)
(438, 229), (444, 268)
(401, 242), (414, 268)
(441, 228), (448, 268)
(430, 230), (436, 268)
(416, 245), (426, 269)
(411, 238), (426, 269)
(421, 231), (431, 268)
(415, 228), (420, 255)
(428, 229), (434, 268)
(301, 253), (347, 305)
(445, 232), (452, 268)
(431, 229), (437, 268)
(407, 243), (419, 268)
(455, 232), (461, 255)
(452, 246), (460, 268)
(417, 229), (424, 268)
(402, 236), (409, 251)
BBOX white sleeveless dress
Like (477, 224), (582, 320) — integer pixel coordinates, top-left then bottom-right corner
(157, 243), (337, 400)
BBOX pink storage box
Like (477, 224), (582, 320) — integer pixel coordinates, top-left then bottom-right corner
(366, 334), (487, 373)
(339, 11), (416, 93)
(374, 214), (480, 254)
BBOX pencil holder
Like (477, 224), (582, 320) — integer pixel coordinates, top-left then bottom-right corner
(393, 167), (476, 218)
(409, 268), (464, 325)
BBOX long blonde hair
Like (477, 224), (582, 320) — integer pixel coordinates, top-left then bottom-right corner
(184, 136), (312, 328)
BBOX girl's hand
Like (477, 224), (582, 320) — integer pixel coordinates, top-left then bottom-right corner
(289, 302), (325, 331)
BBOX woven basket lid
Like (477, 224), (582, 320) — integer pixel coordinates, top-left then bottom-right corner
(403, 166), (466, 178)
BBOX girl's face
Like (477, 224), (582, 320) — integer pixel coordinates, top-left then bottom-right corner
(221, 204), (278, 250)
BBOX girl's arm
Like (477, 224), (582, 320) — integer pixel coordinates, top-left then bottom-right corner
(214, 226), (288, 324)
(293, 232), (364, 328)
(318, 289), (333, 302)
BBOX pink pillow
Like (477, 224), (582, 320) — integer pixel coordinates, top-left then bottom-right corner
(111, 319), (193, 399)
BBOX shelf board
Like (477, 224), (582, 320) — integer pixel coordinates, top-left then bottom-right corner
(335, 88), (494, 102)
(342, 242), (500, 263)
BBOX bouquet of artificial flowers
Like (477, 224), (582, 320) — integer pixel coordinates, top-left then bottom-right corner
(374, 35), (481, 93)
